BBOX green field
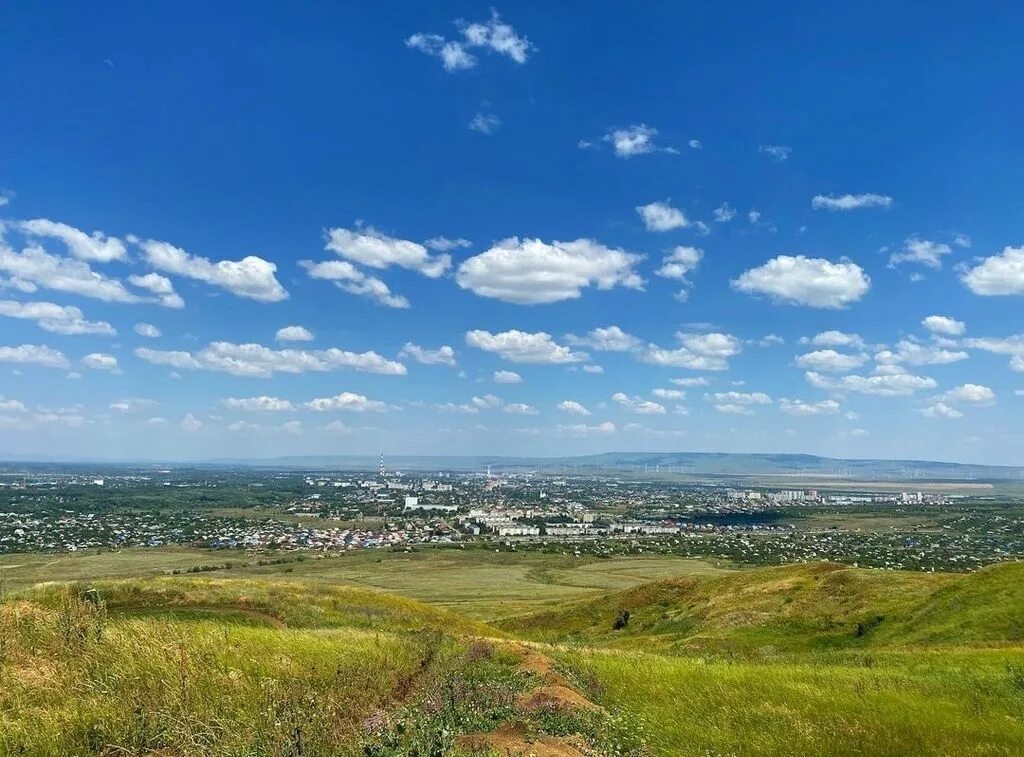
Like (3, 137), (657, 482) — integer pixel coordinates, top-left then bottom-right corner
(1, 547), (1023, 755)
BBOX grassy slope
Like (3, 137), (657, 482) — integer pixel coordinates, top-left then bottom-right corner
(501, 561), (1024, 652)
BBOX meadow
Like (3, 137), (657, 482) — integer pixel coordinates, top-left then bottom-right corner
(1, 548), (1022, 755)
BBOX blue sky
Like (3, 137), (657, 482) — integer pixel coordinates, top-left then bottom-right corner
(2, 2), (1024, 463)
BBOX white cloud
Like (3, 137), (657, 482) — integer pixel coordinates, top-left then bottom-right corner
(612, 392), (666, 415)
(961, 246), (1024, 295)
(0, 299), (115, 336)
(466, 329), (586, 364)
(555, 421), (616, 436)
(0, 242), (159, 305)
(457, 237), (643, 304)
(641, 332), (742, 371)
(748, 210), (761, 224)
(138, 239), (287, 302)
(275, 325), (314, 342)
(688, 139), (703, 149)
(566, 325), (642, 352)
(19, 219), (127, 262)
(469, 112), (502, 134)
(557, 400), (591, 416)
(406, 10), (532, 71)
(135, 322), (161, 338)
(806, 370), (937, 397)
(706, 391), (772, 415)
(2, 344), (66, 370)
(300, 259), (410, 308)
(126, 272), (184, 308)
(503, 402), (537, 415)
(713, 204), (736, 223)
(493, 370), (522, 384)
(954, 234), (972, 248)
(325, 226), (450, 278)
(811, 193), (893, 211)
(670, 377), (709, 387)
(874, 339), (968, 366)
(803, 330), (865, 349)
(305, 392), (388, 412)
(135, 342), (406, 378)
(581, 364), (604, 374)
(889, 238), (952, 269)
(400, 342), (456, 366)
(109, 398), (157, 413)
(939, 383), (995, 405)
(180, 413), (203, 432)
(636, 201), (689, 231)
(759, 145), (791, 161)
(425, 236), (471, 252)
(779, 398), (841, 416)
(920, 402), (963, 419)
(795, 349), (867, 373)
(732, 255), (870, 308)
(652, 388), (686, 400)
(603, 124), (675, 158)
(82, 352), (119, 372)
(922, 315), (965, 337)
(224, 396), (296, 412)
(656, 246), (702, 299)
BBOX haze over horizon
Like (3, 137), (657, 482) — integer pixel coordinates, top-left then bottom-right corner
(3, 3), (1024, 464)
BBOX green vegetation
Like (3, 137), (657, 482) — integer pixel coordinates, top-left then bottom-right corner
(1, 550), (1023, 755)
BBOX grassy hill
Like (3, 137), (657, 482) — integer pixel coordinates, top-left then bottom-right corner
(1, 557), (1023, 755)
(499, 561), (1024, 653)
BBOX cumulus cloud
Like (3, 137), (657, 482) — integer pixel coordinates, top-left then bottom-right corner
(465, 329), (587, 364)
(874, 339), (968, 366)
(779, 398), (841, 416)
(670, 377), (709, 387)
(732, 255), (870, 308)
(803, 331), (865, 349)
(300, 259), (410, 309)
(961, 246), (1024, 295)
(135, 341), (406, 378)
(275, 325), (314, 342)
(135, 322), (161, 338)
(493, 370), (522, 384)
(602, 124), (676, 158)
(180, 413), (203, 432)
(919, 402), (963, 419)
(82, 352), (119, 372)
(557, 400), (591, 416)
(612, 392), (666, 414)
(652, 388), (686, 400)
(939, 383), (996, 405)
(503, 402), (537, 415)
(138, 239), (287, 302)
(889, 238), (952, 269)
(400, 342), (456, 366)
(640, 332), (742, 371)
(127, 272), (185, 308)
(109, 398), (157, 413)
(566, 325), (642, 352)
(19, 219), (127, 262)
(305, 392), (388, 412)
(406, 10), (532, 71)
(922, 315), (965, 337)
(0, 344), (70, 369)
(805, 369), (937, 396)
(636, 201), (689, 231)
(713, 204), (736, 223)
(795, 349), (867, 373)
(224, 396), (296, 412)
(325, 226), (450, 278)
(759, 145), (792, 161)
(582, 365), (604, 374)
(811, 193), (893, 211)
(706, 391), (772, 415)
(425, 237), (472, 252)
(469, 112), (502, 134)
(656, 246), (703, 300)
(456, 238), (643, 304)
(0, 299), (115, 336)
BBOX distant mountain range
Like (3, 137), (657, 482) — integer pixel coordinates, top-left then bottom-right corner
(204, 451), (1024, 481)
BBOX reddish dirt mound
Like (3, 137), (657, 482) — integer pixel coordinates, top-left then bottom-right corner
(456, 725), (592, 756)
(516, 647), (572, 687)
(516, 684), (602, 714)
